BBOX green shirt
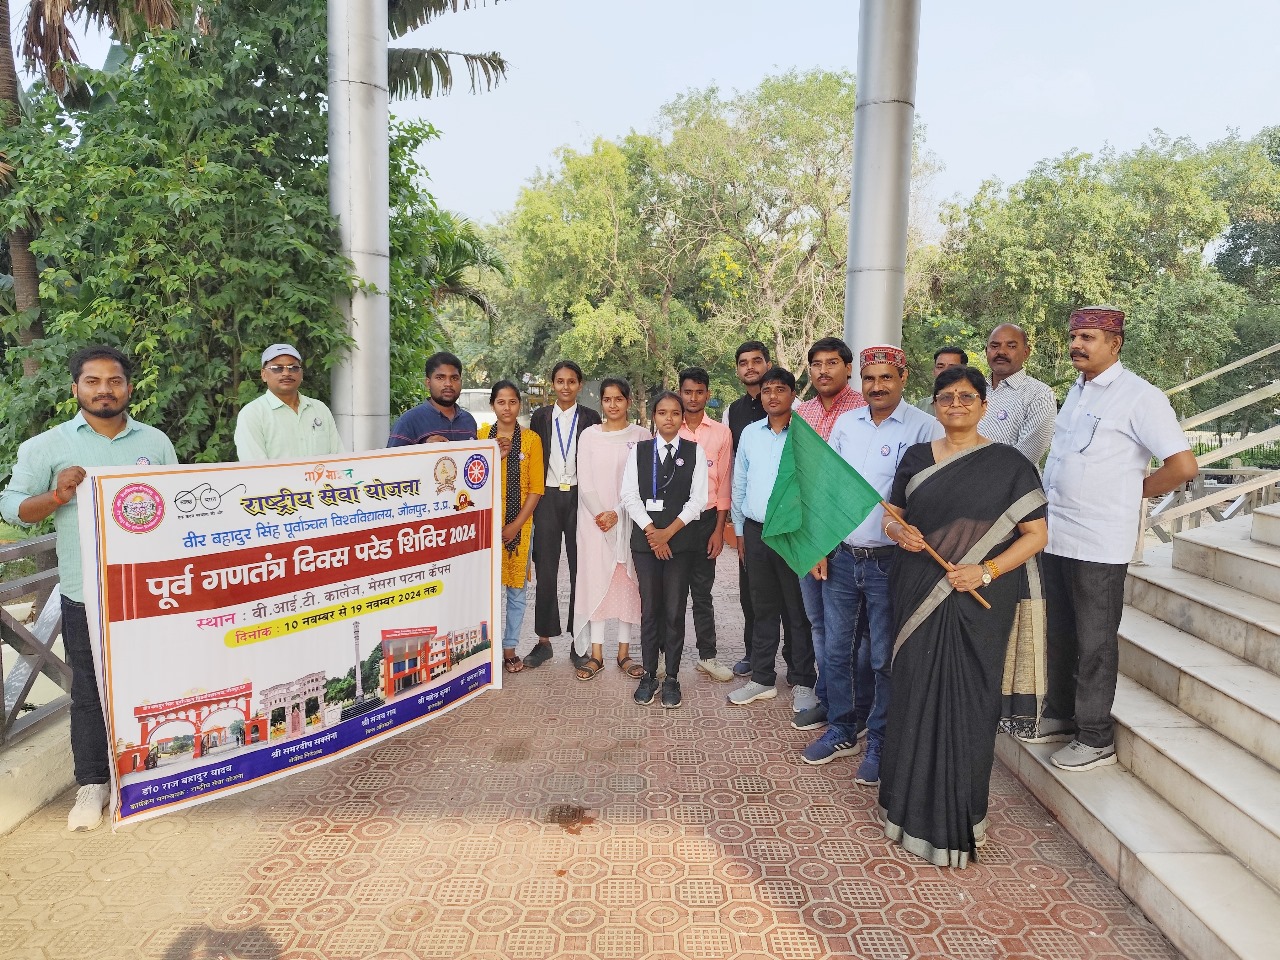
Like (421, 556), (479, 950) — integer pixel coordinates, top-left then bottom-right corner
(0, 412), (178, 602)
(233, 391), (345, 462)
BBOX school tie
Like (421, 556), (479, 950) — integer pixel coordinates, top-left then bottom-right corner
(663, 443), (674, 467)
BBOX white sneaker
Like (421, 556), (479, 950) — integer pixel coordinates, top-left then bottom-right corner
(727, 681), (777, 706)
(67, 783), (109, 832)
(696, 658), (734, 682)
(791, 685), (819, 714)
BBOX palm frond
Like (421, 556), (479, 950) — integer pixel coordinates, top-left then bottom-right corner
(21, 0), (177, 94)
(388, 0), (502, 41)
(387, 47), (507, 100)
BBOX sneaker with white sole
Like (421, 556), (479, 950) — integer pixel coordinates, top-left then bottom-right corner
(728, 681), (777, 705)
(696, 658), (734, 682)
(791, 685), (819, 714)
(1050, 740), (1117, 772)
(1017, 717), (1076, 744)
(802, 730), (860, 765)
(67, 782), (109, 832)
(791, 704), (828, 731)
(854, 738), (882, 786)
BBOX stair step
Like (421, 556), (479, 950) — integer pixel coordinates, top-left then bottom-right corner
(1173, 519), (1280, 602)
(1118, 607), (1280, 770)
(1113, 676), (1280, 892)
(998, 734), (1280, 960)
(1126, 547), (1280, 675)
(1253, 504), (1280, 548)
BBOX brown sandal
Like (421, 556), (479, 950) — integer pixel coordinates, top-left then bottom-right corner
(575, 656), (604, 681)
(503, 654), (524, 674)
(616, 655), (646, 679)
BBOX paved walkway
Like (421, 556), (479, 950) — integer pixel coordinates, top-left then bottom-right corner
(2, 553), (1180, 959)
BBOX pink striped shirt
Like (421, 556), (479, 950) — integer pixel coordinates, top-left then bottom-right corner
(795, 386), (867, 441)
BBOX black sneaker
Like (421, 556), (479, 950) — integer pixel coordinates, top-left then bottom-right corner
(634, 673), (659, 706)
(660, 677), (682, 709)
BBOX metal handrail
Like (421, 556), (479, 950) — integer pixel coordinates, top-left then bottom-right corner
(0, 534), (69, 750)
(1165, 342), (1280, 396)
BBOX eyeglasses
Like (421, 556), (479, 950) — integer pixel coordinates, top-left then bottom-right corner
(267, 364), (302, 374)
(934, 391), (981, 407)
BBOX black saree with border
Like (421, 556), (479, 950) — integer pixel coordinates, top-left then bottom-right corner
(877, 441), (1046, 868)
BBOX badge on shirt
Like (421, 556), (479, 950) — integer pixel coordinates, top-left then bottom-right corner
(880, 445), (891, 456)
(645, 499), (664, 512)
(559, 481), (572, 492)
(675, 458), (685, 467)
(136, 456), (151, 465)
(312, 417), (324, 430)
(997, 410), (1008, 421)
(707, 459), (714, 467)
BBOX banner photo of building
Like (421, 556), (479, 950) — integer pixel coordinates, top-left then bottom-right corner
(77, 443), (501, 825)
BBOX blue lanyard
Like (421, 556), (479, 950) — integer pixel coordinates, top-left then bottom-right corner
(652, 439), (676, 496)
(555, 407), (579, 465)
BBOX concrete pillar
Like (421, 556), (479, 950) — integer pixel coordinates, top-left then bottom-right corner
(328, 0), (391, 451)
(843, 0), (922, 354)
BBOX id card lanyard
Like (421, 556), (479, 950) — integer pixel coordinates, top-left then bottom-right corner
(649, 439), (676, 510)
(555, 407), (578, 491)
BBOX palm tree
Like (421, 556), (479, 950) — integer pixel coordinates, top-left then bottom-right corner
(420, 209), (509, 318)
(389, 0), (508, 99)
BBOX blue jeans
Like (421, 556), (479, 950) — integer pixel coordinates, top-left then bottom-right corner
(502, 584), (528, 650)
(799, 573), (825, 703)
(822, 548), (894, 744)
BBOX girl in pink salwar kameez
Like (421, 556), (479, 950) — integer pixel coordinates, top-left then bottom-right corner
(571, 379), (651, 680)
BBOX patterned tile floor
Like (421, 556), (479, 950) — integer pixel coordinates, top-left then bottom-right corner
(1, 553), (1182, 959)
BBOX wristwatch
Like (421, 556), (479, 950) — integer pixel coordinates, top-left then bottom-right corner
(980, 566), (992, 586)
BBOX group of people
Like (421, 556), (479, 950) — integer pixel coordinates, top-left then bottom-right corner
(2, 306), (1197, 870)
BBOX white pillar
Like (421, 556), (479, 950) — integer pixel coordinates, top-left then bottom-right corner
(843, 0), (921, 354)
(328, 0), (391, 451)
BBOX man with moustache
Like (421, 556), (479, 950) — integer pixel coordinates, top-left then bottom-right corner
(234, 344), (344, 461)
(387, 351), (478, 445)
(1031, 306), (1196, 771)
(977, 324), (1057, 466)
(916, 347), (968, 412)
(677, 367), (735, 682)
(724, 340), (771, 677)
(728, 367), (817, 706)
(813, 346), (943, 779)
(1, 345), (178, 831)
(793, 337), (865, 727)
(522, 360), (601, 669)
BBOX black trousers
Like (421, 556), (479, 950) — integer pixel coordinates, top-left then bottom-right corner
(532, 487), (578, 638)
(633, 549), (694, 677)
(688, 510), (719, 660)
(1042, 552), (1128, 748)
(63, 597), (110, 786)
(742, 520), (815, 688)
(736, 535), (794, 666)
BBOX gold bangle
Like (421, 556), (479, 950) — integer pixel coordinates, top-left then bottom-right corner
(984, 560), (1000, 580)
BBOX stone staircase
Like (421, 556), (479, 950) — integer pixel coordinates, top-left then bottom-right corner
(997, 504), (1280, 960)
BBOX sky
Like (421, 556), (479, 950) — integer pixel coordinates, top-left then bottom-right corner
(64, 1), (1280, 225)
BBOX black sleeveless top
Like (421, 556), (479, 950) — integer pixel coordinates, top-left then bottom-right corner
(630, 436), (700, 555)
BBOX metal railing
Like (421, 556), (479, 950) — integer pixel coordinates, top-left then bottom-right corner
(1143, 344), (1280, 541)
(0, 534), (69, 750)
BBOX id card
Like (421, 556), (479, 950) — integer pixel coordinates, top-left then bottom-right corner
(559, 482), (571, 492)
(645, 499), (664, 512)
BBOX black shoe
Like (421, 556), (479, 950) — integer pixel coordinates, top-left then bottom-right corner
(569, 647), (585, 670)
(523, 642), (553, 669)
(634, 673), (659, 706)
(660, 677), (682, 709)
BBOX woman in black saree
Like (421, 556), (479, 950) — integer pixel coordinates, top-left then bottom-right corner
(879, 366), (1048, 868)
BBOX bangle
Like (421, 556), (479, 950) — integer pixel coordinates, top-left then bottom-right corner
(51, 490), (69, 507)
(984, 560), (1000, 581)
(884, 519), (901, 534)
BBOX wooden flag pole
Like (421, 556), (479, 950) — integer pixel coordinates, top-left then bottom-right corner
(879, 501), (991, 610)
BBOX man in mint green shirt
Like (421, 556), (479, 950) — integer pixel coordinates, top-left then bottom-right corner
(0, 345), (177, 831)
(234, 343), (344, 461)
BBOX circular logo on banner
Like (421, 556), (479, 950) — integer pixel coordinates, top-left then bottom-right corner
(464, 454), (490, 490)
(434, 456), (458, 493)
(880, 445), (891, 457)
(112, 483), (165, 533)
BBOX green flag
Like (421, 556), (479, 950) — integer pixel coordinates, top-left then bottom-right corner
(762, 414), (884, 576)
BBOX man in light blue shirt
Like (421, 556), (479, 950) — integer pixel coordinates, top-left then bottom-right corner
(728, 367), (816, 707)
(809, 345), (943, 782)
(0, 346), (177, 831)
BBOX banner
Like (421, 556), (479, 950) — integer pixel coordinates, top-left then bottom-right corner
(77, 443), (502, 825)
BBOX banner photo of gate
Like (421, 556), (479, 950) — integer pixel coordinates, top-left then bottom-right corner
(76, 443), (502, 826)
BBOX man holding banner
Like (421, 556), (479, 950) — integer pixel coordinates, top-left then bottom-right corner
(0, 345), (177, 832)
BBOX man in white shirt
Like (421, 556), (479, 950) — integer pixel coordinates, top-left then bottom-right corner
(1030, 306), (1197, 771)
(976, 324), (1057, 466)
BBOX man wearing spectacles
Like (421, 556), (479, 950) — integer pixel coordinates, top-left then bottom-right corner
(234, 344), (344, 461)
